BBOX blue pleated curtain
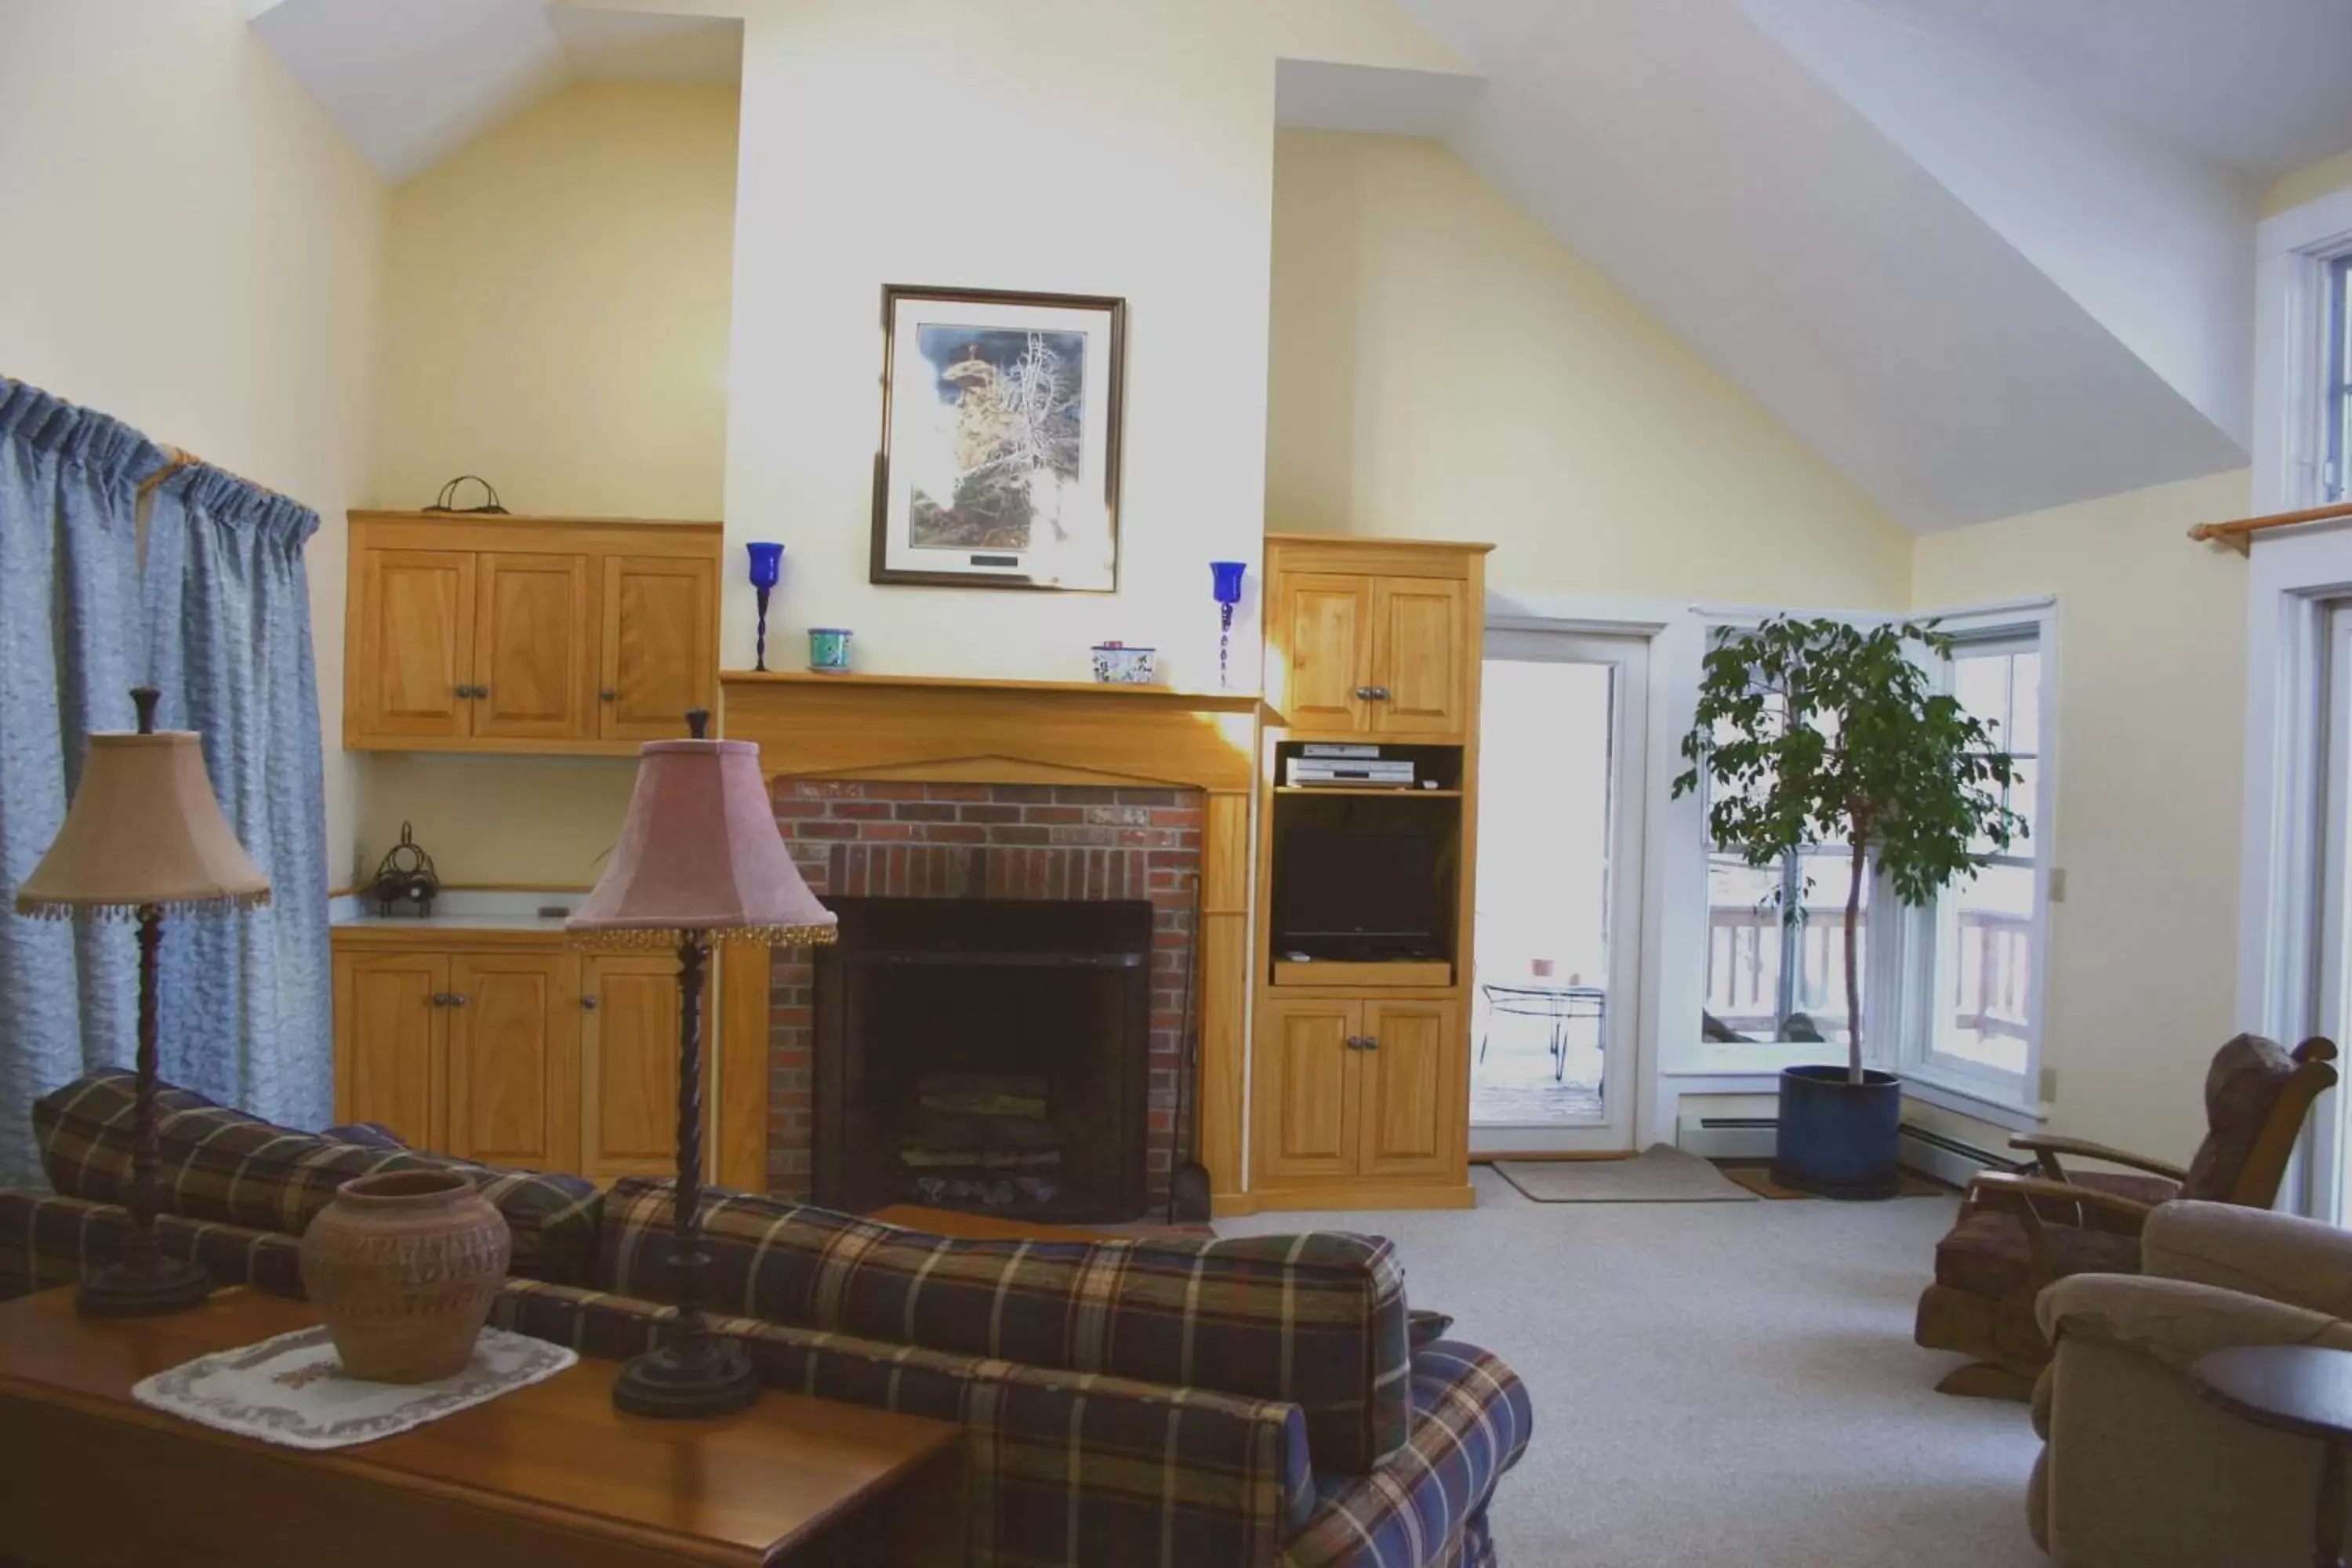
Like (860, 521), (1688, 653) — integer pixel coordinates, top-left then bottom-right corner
(143, 465), (332, 1131)
(0, 381), (158, 1183)
(0, 376), (332, 1181)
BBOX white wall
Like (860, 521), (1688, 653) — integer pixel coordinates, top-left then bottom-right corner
(1910, 470), (2254, 1163)
(1266, 132), (1913, 608)
(0, 0), (386, 887)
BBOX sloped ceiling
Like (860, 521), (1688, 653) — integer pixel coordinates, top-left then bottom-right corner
(248, 0), (739, 183)
(252, 0), (2352, 532)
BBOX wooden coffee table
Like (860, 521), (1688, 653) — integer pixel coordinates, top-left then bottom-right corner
(0, 1287), (963, 1567)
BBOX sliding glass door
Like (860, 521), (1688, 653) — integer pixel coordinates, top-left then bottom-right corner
(1470, 629), (1648, 1154)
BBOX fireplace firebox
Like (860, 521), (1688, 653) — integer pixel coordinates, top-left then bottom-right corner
(812, 898), (1152, 1221)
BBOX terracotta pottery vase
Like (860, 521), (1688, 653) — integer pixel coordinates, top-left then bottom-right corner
(299, 1169), (511, 1384)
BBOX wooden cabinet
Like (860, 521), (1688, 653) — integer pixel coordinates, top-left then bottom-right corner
(579, 955), (681, 1181)
(445, 953), (577, 1171)
(1252, 996), (1461, 1185)
(333, 932), (725, 1185)
(1251, 535), (1489, 1213)
(345, 513), (720, 756)
(1266, 540), (1475, 740)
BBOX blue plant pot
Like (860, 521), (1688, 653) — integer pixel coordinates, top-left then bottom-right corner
(1770, 1065), (1902, 1200)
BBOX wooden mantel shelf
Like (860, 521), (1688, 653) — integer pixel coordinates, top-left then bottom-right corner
(722, 669), (1261, 710)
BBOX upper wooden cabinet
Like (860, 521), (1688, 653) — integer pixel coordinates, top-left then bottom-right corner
(346, 513), (720, 756)
(1264, 535), (1487, 741)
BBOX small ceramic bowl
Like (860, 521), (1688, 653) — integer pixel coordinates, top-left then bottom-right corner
(1091, 644), (1157, 684)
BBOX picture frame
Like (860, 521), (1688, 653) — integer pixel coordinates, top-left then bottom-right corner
(870, 284), (1127, 592)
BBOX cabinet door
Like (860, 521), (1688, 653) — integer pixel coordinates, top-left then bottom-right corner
(336, 952), (447, 1149)
(1274, 574), (1374, 732)
(601, 555), (718, 741)
(354, 550), (476, 741)
(472, 554), (595, 741)
(445, 954), (579, 1171)
(581, 956), (681, 1181)
(1356, 1000), (1461, 1180)
(1253, 998), (1362, 1184)
(1369, 578), (1469, 737)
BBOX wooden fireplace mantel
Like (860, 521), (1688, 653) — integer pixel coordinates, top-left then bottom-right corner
(713, 670), (1260, 1211)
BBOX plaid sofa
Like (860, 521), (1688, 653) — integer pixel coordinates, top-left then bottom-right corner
(2, 1071), (1532, 1568)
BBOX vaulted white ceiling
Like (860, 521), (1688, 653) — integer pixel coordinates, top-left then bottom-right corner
(252, 0), (2352, 532)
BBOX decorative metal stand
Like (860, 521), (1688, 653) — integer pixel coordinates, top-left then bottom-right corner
(79, 690), (214, 1318)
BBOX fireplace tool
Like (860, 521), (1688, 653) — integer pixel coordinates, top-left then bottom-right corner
(1167, 859), (1212, 1224)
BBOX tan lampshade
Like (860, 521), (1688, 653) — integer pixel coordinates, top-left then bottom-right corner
(568, 738), (837, 949)
(16, 731), (270, 919)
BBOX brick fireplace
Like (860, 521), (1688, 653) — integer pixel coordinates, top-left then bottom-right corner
(766, 778), (1203, 1211)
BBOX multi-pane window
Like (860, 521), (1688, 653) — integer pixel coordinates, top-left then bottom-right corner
(2328, 252), (2350, 505)
(1699, 688), (1866, 1048)
(1929, 636), (2042, 1078)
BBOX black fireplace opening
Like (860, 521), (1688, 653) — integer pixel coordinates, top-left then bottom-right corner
(813, 898), (1152, 1222)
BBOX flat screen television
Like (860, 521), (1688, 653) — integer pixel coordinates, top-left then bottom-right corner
(1272, 826), (1443, 961)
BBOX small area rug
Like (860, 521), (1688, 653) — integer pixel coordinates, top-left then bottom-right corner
(1493, 1144), (1759, 1203)
(1719, 1163), (1951, 1200)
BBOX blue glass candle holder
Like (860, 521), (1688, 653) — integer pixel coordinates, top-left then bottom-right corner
(746, 543), (784, 672)
(1210, 561), (1247, 689)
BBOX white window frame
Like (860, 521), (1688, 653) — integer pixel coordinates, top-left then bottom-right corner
(2242, 184), (2352, 1221)
(1879, 601), (2060, 1126)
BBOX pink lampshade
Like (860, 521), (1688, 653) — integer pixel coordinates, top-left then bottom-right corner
(567, 739), (837, 948)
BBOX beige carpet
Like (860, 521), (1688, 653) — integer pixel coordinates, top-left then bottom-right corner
(1494, 1144), (1760, 1203)
(1220, 1167), (2042, 1568)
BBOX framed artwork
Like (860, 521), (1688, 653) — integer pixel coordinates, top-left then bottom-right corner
(871, 285), (1127, 591)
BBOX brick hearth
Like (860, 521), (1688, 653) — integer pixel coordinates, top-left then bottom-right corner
(768, 779), (1203, 1204)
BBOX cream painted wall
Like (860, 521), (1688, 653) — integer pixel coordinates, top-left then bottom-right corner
(1266, 131), (1912, 608)
(2263, 148), (2352, 219)
(1910, 468), (2253, 1163)
(0, 0), (384, 889)
(360, 81), (740, 887)
(374, 82), (739, 519)
(717, 0), (1299, 689)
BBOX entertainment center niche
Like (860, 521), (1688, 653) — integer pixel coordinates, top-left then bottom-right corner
(1252, 534), (1492, 1210)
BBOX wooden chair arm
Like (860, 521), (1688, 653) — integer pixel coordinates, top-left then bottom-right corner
(1968, 1172), (2157, 1291)
(2006, 1132), (2189, 1187)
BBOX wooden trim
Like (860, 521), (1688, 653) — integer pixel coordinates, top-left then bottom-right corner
(1265, 532), (1495, 554)
(724, 669), (1258, 707)
(332, 926), (570, 949)
(351, 510), (722, 535)
(1272, 960), (1453, 988)
(2187, 499), (2352, 554)
(715, 945), (771, 1194)
(1245, 1181), (1478, 1212)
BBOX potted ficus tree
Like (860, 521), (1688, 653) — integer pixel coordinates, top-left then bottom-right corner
(1673, 617), (2024, 1199)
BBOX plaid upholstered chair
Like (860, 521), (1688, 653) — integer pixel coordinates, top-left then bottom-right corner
(1915, 1033), (2336, 1399)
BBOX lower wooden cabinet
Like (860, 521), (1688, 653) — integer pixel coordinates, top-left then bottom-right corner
(333, 936), (697, 1183)
(1252, 996), (1465, 1194)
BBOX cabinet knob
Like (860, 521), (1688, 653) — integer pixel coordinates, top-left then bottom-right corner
(1360, 1035), (1380, 1051)
(1371, 687), (1392, 701)
(600, 688), (617, 702)
(1354, 686), (1376, 701)
(445, 993), (468, 1007)
(580, 996), (599, 1011)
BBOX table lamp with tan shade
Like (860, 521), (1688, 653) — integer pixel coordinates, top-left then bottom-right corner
(568, 708), (837, 1417)
(15, 687), (270, 1316)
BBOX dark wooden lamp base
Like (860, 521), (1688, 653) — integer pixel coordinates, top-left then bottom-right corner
(77, 1255), (212, 1318)
(613, 1335), (759, 1419)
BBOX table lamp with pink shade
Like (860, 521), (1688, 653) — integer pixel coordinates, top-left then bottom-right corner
(567, 708), (837, 1418)
(15, 688), (270, 1317)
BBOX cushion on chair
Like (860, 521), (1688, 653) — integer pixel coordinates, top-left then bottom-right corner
(597, 1177), (1414, 1472)
(31, 1070), (601, 1284)
(1933, 1207), (2142, 1298)
(321, 1122), (409, 1149)
(1277, 1341), (1534, 1568)
(2180, 1033), (2297, 1202)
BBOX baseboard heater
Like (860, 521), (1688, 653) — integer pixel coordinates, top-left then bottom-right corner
(1675, 1113), (2020, 1187)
